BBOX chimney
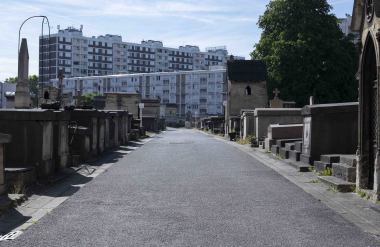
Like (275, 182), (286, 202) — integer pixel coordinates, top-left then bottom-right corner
(80, 25), (83, 32)
(57, 25), (60, 31)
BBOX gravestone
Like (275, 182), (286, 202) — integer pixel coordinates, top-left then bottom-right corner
(269, 88), (283, 108)
(15, 38), (32, 109)
(0, 134), (12, 195)
(265, 123), (303, 150)
(185, 121), (191, 129)
(73, 91), (86, 106)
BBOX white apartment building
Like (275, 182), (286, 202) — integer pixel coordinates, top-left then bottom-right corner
(40, 25), (244, 84)
(0, 83), (16, 109)
(49, 69), (227, 117)
(339, 14), (359, 42)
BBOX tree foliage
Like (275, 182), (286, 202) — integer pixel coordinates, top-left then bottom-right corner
(76, 93), (102, 106)
(4, 75), (39, 106)
(251, 0), (358, 107)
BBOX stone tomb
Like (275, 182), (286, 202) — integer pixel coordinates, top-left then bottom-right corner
(69, 109), (100, 156)
(300, 103), (358, 165)
(0, 134), (11, 195)
(105, 92), (139, 117)
(0, 109), (68, 178)
(266, 123), (303, 151)
(241, 111), (255, 139)
(254, 108), (303, 140)
(141, 98), (160, 131)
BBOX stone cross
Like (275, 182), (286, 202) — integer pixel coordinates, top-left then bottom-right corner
(73, 91), (86, 106)
(15, 38), (31, 109)
(273, 88), (280, 99)
(56, 69), (63, 105)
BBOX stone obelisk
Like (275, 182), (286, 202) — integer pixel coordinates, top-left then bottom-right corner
(15, 38), (31, 109)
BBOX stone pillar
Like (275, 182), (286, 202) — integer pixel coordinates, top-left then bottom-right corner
(15, 38), (31, 109)
(0, 134), (12, 195)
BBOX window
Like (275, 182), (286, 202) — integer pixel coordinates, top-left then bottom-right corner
(217, 84), (222, 89)
(192, 104), (198, 109)
(171, 86), (175, 90)
(156, 76), (161, 81)
(193, 74), (199, 79)
(217, 106), (222, 110)
(150, 86), (155, 91)
(208, 84), (215, 89)
(186, 75), (191, 79)
(163, 99), (169, 103)
(186, 95), (191, 100)
(163, 90), (169, 94)
(171, 96), (175, 100)
(217, 74), (222, 79)
(193, 85), (198, 89)
(208, 94), (215, 99)
(208, 74), (215, 78)
(186, 105), (191, 110)
(59, 44), (63, 49)
(186, 85), (191, 90)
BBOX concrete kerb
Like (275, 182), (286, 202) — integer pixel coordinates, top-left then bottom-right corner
(0, 135), (157, 235)
(204, 131), (380, 237)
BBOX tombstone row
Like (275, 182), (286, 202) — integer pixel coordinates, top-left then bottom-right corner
(0, 108), (137, 195)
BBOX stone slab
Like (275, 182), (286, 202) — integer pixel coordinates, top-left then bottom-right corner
(285, 143), (295, 151)
(300, 154), (314, 166)
(318, 176), (355, 192)
(268, 124), (303, 140)
(332, 163), (356, 183)
(294, 141), (302, 152)
(339, 155), (357, 167)
(286, 161), (312, 172)
(289, 150), (301, 161)
(4, 167), (35, 189)
(314, 161), (332, 173)
(320, 155), (341, 164)
(271, 145), (279, 154)
(279, 148), (290, 159)
(275, 139), (302, 148)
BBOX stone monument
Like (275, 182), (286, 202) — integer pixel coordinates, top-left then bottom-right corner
(15, 38), (31, 109)
(56, 69), (63, 106)
(269, 88), (283, 108)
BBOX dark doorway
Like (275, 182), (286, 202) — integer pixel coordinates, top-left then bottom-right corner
(363, 35), (377, 189)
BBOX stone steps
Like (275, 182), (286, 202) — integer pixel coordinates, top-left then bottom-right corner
(320, 154), (341, 164)
(294, 141), (302, 152)
(285, 143), (295, 150)
(279, 148), (290, 159)
(286, 161), (312, 172)
(317, 176), (355, 192)
(271, 145), (279, 154)
(300, 154), (314, 166)
(313, 161), (332, 173)
(289, 150), (301, 161)
(339, 155), (357, 167)
(332, 163), (356, 183)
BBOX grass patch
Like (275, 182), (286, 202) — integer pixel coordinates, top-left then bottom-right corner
(326, 185), (340, 193)
(264, 149), (271, 153)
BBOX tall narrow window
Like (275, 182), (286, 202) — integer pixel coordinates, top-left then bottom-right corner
(246, 86), (251, 95)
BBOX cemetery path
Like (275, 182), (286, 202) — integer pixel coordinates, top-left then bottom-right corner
(1, 128), (380, 247)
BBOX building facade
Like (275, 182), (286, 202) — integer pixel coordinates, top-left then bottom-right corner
(40, 25), (244, 84)
(49, 69), (227, 117)
(0, 83), (16, 109)
(339, 14), (360, 42)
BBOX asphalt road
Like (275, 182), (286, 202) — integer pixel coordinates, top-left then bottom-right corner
(2, 128), (380, 246)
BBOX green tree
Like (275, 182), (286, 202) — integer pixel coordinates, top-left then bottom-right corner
(4, 77), (17, 83)
(251, 0), (358, 107)
(76, 93), (102, 106)
(4, 75), (39, 106)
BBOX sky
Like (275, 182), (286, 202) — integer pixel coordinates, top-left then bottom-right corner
(0, 0), (355, 82)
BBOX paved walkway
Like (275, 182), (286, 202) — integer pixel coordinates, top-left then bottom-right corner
(1, 128), (379, 246)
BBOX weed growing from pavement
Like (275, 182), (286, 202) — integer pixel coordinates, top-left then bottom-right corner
(326, 186), (340, 193)
(309, 180), (321, 183)
(318, 167), (332, 176)
(264, 149), (271, 153)
(22, 220), (38, 232)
